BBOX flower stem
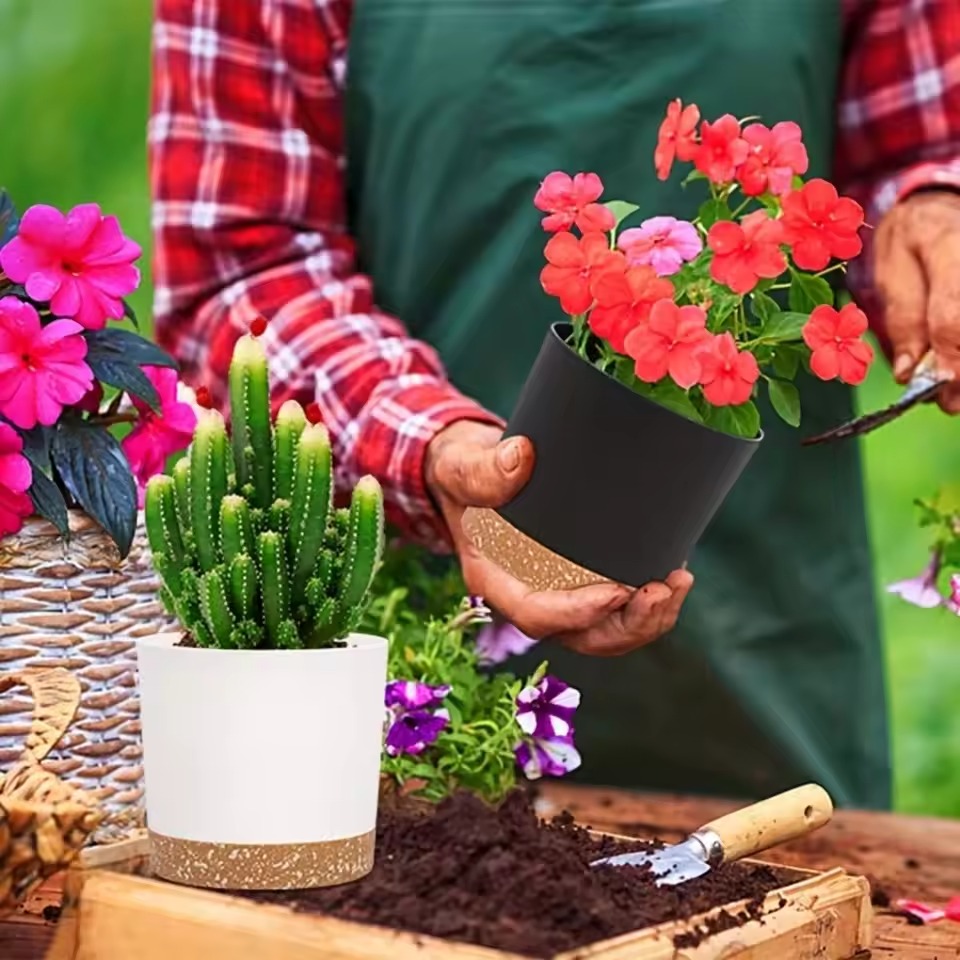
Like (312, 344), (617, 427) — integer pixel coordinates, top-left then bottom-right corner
(89, 412), (139, 427)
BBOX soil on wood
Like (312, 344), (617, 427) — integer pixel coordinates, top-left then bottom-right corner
(247, 790), (791, 958)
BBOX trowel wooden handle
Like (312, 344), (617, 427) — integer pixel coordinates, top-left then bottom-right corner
(697, 784), (834, 864)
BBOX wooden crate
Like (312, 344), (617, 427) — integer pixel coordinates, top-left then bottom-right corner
(45, 840), (872, 960)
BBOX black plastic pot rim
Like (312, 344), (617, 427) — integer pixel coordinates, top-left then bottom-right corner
(551, 322), (765, 445)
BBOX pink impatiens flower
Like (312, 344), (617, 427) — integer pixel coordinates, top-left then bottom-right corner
(0, 422), (33, 538)
(737, 122), (809, 197)
(121, 366), (198, 505)
(0, 297), (94, 429)
(697, 332), (760, 407)
(618, 217), (702, 277)
(0, 203), (141, 330)
(624, 300), (711, 389)
(533, 172), (616, 234)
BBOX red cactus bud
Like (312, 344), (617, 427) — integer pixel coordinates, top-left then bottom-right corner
(250, 315), (268, 337)
(305, 402), (323, 424)
(195, 386), (214, 409)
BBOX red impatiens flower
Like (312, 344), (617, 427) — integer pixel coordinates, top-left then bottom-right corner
(693, 115), (749, 185)
(655, 99), (701, 181)
(737, 122), (809, 197)
(589, 267), (675, 353)
(540, 231), (625, 315)
(697, 333), (760, 406)
(533, 172), (616, 233)
(707, 210), (787, 294)
(802, 303), (875, 385)
(780, 179), (864, 271)
(624, 300), (711, 388)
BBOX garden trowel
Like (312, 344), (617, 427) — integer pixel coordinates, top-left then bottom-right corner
(590, 784), (833, 887)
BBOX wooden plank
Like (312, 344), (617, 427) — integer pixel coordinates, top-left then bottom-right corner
(555, 869), (871, 960)
(71, 871), (517, 960)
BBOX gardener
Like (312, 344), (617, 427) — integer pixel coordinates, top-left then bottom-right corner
(150, 0), (960, 809)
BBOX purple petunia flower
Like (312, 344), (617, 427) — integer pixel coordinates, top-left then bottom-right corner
(385, 708), (450, 757)
(516, 675), (580, 741)
(515, 737), (581, 780)
(384, 679), (451, 711)
(886, 551), (945, 609)
(475, 620), (538, 665)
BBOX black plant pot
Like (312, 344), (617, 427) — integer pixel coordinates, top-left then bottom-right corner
(462, 323), (762, 590)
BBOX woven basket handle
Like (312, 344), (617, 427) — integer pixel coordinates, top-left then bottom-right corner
(0, 669), (82, 764)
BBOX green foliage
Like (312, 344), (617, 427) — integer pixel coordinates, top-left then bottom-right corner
(374, 594), (532, 804)
(49, 417), (138, 556)
(144, 334), (385, 649)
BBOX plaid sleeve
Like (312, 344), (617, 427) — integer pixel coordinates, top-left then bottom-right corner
(837, 0), (960, 347)
(149, 0), (501, 549)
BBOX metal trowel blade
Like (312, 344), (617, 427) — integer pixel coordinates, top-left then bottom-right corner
(591, 837), (711, 887)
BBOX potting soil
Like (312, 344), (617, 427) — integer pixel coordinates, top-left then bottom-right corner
(248, 790), (790, 957)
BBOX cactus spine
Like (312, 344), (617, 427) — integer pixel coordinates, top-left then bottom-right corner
(144, 331), (384, 650)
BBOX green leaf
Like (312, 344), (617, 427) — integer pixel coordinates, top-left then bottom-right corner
(19, 425), (53, 471)
(704, 401), (761, 439)
(604, 200), (639, 228)
(750, 292), (779, 326)
(770, 345), (801, 380)
(122, 300), (139, 331)
(682, 168), (708, 187)
(25, 459), (69, 537)
(788, 272), (833, 313)
(83, 328), (178, 370)
(647, 379), (704, 424)
(87, 355), (161, 412)
(0, 190), (18, 248)
(760, 311), (808, 342)
(698, 198), (732, 230)
(767, 379), (801, 427)
(50, 419), (137, 558)
(83, 328), (180, 412)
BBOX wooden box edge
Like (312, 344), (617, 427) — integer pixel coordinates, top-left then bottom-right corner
(52, 831), (873, 960)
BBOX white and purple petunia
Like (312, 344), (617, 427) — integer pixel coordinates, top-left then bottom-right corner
(515, 737), (582, 780)
(384, 679), (452, 711)
(516, 675), (580, 741)
(475, 620), (538, 666)
(383, 678), (452, 758)
(886, 551), (945, 609)
(385, 707), (450, 757)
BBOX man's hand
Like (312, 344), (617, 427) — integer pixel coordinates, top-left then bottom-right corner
(875, 190), (960, 413)
(424, 420), (694, 656)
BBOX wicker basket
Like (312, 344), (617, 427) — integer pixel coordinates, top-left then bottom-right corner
(0, 668), (104, 916)
(0, 512), (172, 840)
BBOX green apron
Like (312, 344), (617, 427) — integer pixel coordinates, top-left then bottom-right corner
(345, 0), (891, 808)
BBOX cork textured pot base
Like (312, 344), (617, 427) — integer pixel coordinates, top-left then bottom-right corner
(149, 829), (375, 890)
(461, 507), (610, 592)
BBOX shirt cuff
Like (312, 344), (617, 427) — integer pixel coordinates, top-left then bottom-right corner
(347, 379), (504, 552)
(870, 159), (960, 217)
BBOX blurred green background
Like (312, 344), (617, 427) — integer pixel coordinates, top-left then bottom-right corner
(1, 0), (956, 816)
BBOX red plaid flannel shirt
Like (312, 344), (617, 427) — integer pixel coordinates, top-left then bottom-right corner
(150, 0), (960, 550)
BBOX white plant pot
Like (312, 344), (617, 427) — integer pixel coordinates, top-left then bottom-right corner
(136, 632), (387, 891)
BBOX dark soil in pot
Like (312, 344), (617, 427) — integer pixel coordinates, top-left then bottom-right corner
(245, 791), (790, 958)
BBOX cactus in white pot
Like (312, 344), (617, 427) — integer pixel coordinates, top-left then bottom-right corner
(138, 325), (387, 892)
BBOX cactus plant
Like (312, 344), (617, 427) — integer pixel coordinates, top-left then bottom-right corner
(144, 331), (385, 650)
